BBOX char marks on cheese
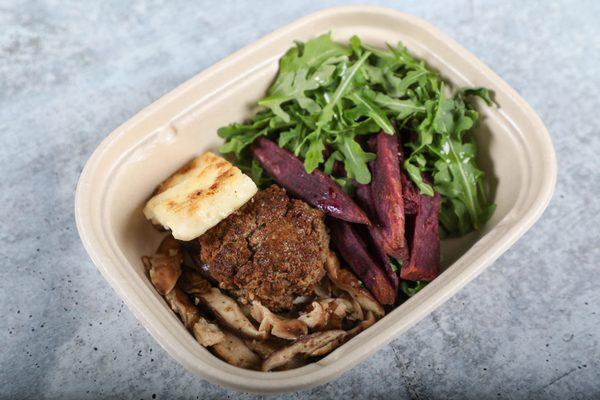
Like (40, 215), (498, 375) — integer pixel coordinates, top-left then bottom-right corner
(143, 152), (258, 241)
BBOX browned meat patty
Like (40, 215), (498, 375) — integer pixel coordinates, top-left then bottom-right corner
(197, 185), (329, 311)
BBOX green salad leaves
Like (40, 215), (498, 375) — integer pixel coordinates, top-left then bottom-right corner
(218, 33), (495, 236)
(400, 280), (428, 297)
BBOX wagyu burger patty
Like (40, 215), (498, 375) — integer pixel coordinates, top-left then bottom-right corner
(197, 185), (329, 312)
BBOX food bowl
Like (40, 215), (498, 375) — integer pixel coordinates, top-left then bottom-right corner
(74, 6), (556, 393)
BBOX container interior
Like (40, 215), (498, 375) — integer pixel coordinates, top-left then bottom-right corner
(106, 31), (524, 285)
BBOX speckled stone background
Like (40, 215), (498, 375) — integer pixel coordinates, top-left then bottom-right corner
(1, 0), (599, 399)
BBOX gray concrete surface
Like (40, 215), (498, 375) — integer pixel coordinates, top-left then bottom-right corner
(1, 1), (599, 399)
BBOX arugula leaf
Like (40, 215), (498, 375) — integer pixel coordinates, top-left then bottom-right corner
(398, 69), (430, 96)
(258, 66), (328, 121)
(323, 150), (343, 175)
(373, 92), (425, 119)
(237, 156), (273, 188)
(278, 124), (301, 149)
(336, 132), (376, 184)
(461, 87), (494, 106)
(400, 281), (428, 297)
(346, 90), (395, 134)
(217, 34), (495, 236)
(260, 33), (350, 121)
(318, 51), (371, 128)
(349, 35), (363, 56)
(294, 33), (351, 72)
(219, 128), (267, 157)
(217, 110), (272, 139)
(404, 162), (435, 196)
(303, 131), (326, 173)
(389, 257), (401, 272)
(432, 87), (456, 134)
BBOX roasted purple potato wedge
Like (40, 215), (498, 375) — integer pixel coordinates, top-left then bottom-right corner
(328, 219), (396, 305)
(401, 173), (420, 216)
(369, 131), (409, 265)
(253, 137), (370, 225)
(354, 184), (399, 291)
(401, 188), (441, 282)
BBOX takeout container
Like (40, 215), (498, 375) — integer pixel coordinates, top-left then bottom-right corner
(75, 6), (556, 393)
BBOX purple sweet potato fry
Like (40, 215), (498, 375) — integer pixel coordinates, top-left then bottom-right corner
(331, 159), (347, 178)
(354, 184), (376, 217)
(328, 218), (396, 305)
(369, 131), (409, 265)
(253, 138), (370, 225)
(401, 173), (420, 215)
(355, 184), (399, 291)
(400, 189), (441, 282)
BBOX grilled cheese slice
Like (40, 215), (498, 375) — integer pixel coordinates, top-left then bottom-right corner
(143, 152), (257, 240)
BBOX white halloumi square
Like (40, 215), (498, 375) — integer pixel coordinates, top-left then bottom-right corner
(143, 152), (258, 241)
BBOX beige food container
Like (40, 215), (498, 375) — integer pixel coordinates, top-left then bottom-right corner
(75, 6), (556, 394)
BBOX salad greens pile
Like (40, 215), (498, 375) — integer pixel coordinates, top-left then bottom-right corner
(218, 33), (495, 236)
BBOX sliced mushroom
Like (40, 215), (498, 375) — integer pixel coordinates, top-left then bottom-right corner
(314, 276), (332, 299)
(346, 311), (376, 339)
(142, 236), (183, 295)
(278, 355), (309, 371)
(325, 251), (385, 318)
(239, 303), (253, 319)
(250, 301), (308, 340)
(163, 286), (200, 329)
(319, 298), (354, 318)
(298, 302), (327, 331)
(299, 298), (359, 332)
(143, 253), (182, 296)
(316, 298), (358, 330)
(192, 318), (225, 347)
(292, 296), (313, 307)
(178, 267), (266, 340)
(309, 333), (347, 356)
(261, 330), (347, 371)
(212, 332), (261, 370)
(196, 288), (267, 340)
(344, 293), (364, 321)
(243, 338), (284, 359)
(178, 266), (212, 296)
(311, 311), (376, 356)
(314, 311), (376, 359)
(156, 235), (181, 256)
